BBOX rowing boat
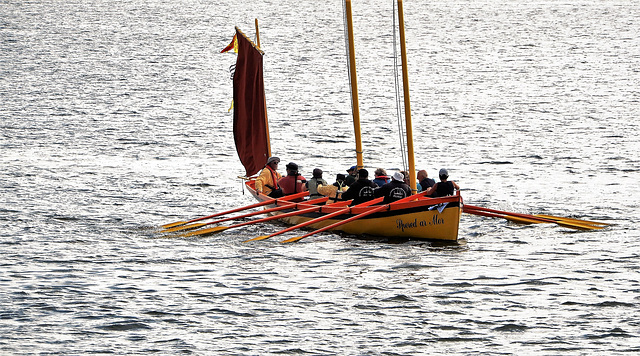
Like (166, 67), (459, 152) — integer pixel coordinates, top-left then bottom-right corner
(243, 180), (462, 241)
(222, 1), (463, 242)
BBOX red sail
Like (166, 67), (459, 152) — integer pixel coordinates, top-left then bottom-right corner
(233, 28), (268, 176)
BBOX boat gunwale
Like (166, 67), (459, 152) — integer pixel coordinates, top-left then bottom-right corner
(245, 179), (462, 216)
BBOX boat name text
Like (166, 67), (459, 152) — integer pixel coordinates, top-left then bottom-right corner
(396, 215), (444, 232)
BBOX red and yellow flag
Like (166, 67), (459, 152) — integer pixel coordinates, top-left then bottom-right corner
(220, 34), (238, 53)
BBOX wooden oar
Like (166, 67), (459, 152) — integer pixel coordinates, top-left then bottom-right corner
(463, 208), (545, 225)
(161, 191), (309, 229)
(280, 190), (434, 243)
(534, 214), (609, 227)
(463, 204), (605, 230)
(163, 197), (329, 233)
(281, 204), (389, 243)
(244, 197), (385, 242)
(181, 200), (352, 237)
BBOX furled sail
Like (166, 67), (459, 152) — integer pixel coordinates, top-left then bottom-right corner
(232, 27), (268, 176)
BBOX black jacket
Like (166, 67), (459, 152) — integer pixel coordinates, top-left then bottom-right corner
(375, 180), (412, 204)
(342, 179), (378, 206)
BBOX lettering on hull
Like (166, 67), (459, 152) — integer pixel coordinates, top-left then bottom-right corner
(396, 215), (445, 232)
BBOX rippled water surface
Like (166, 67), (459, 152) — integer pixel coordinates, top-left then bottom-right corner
(2, 0), (639, 354)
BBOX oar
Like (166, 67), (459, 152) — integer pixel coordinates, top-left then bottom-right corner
(463, 205), (605, 230)
(463, 208), (545, 225)
(281, 204), (389, 243)
(244, 197), (385, 242)
(534, 214), (609, 227)
(163, 196), (329, 233)
(161, 191), (309, 229)
(181, 200), (351, 237)
(280, 190), (434, 243)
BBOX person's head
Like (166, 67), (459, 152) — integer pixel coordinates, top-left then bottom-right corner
(439, 168), (449, 181)
(312, 168), (323, 178)
(266, 156), (280, 169)
(374, 168), (387, 177)
(392, 172), (404, 182)
(336, 173), (346, 182)
(357, 169), (369, 179)
(286, 162), (299, 175)
(346, 166), (357, 175)
(400, 171), (410, 184)
(417, 169), (428, 181)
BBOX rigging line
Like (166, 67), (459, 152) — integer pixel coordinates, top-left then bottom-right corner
(392, 0), (408, 172)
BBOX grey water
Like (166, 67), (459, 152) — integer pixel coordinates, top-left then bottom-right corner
(1, 0), (639, 354)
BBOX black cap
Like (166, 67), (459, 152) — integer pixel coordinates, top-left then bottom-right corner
(357, 169), (368, 178)
(336, 173), (346, 181)
(286, 162), (298, 171)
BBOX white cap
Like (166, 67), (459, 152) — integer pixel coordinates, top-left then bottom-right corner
(392, 172), (404, 181)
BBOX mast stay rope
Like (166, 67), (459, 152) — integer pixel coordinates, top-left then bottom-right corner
(392, 0), (409, 173)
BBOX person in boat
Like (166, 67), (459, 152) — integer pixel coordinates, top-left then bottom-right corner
(278, 162), (307, 197)
(317, 173), (348, 203)
(400, 170), (411, 186)
(375, 172), (412, 204)
(255, 156), (283, 197)
(372, 168), (390, 187)
(345, 165), (358, 186)
(306, 168), (328, 199)
(341, 168), (378, 206)
(425, 168), (460, 197)
(417, 169), (436, 192)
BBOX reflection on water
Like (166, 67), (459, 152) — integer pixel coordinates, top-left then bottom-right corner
(1, 0), (638, 354)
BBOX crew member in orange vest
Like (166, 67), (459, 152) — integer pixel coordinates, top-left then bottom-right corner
(255, 156), (283, 197)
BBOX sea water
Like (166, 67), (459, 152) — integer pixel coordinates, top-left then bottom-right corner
(1, 0), (639, 354)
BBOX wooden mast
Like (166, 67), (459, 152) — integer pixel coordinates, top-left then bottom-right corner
(255, 18), (272, 157)
(397, 0), (417, 192)
(345, 0), (364, 170)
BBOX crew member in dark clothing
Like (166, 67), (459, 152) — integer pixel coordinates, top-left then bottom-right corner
(341, 168), (378, 206)
(417, 169), (436, 192)
(375, 172), (412, 204)
(345, 165), (358, 186)
(425, 168), (460, 197)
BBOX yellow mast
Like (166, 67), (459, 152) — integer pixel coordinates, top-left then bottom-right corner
(255, 18), (272, 157)
(345, 0), (364, 170)
(397, 0), (416, 192)
(255, 18), (261, 47)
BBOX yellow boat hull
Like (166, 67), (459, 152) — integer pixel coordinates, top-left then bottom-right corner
(246, 180), (462, 241)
